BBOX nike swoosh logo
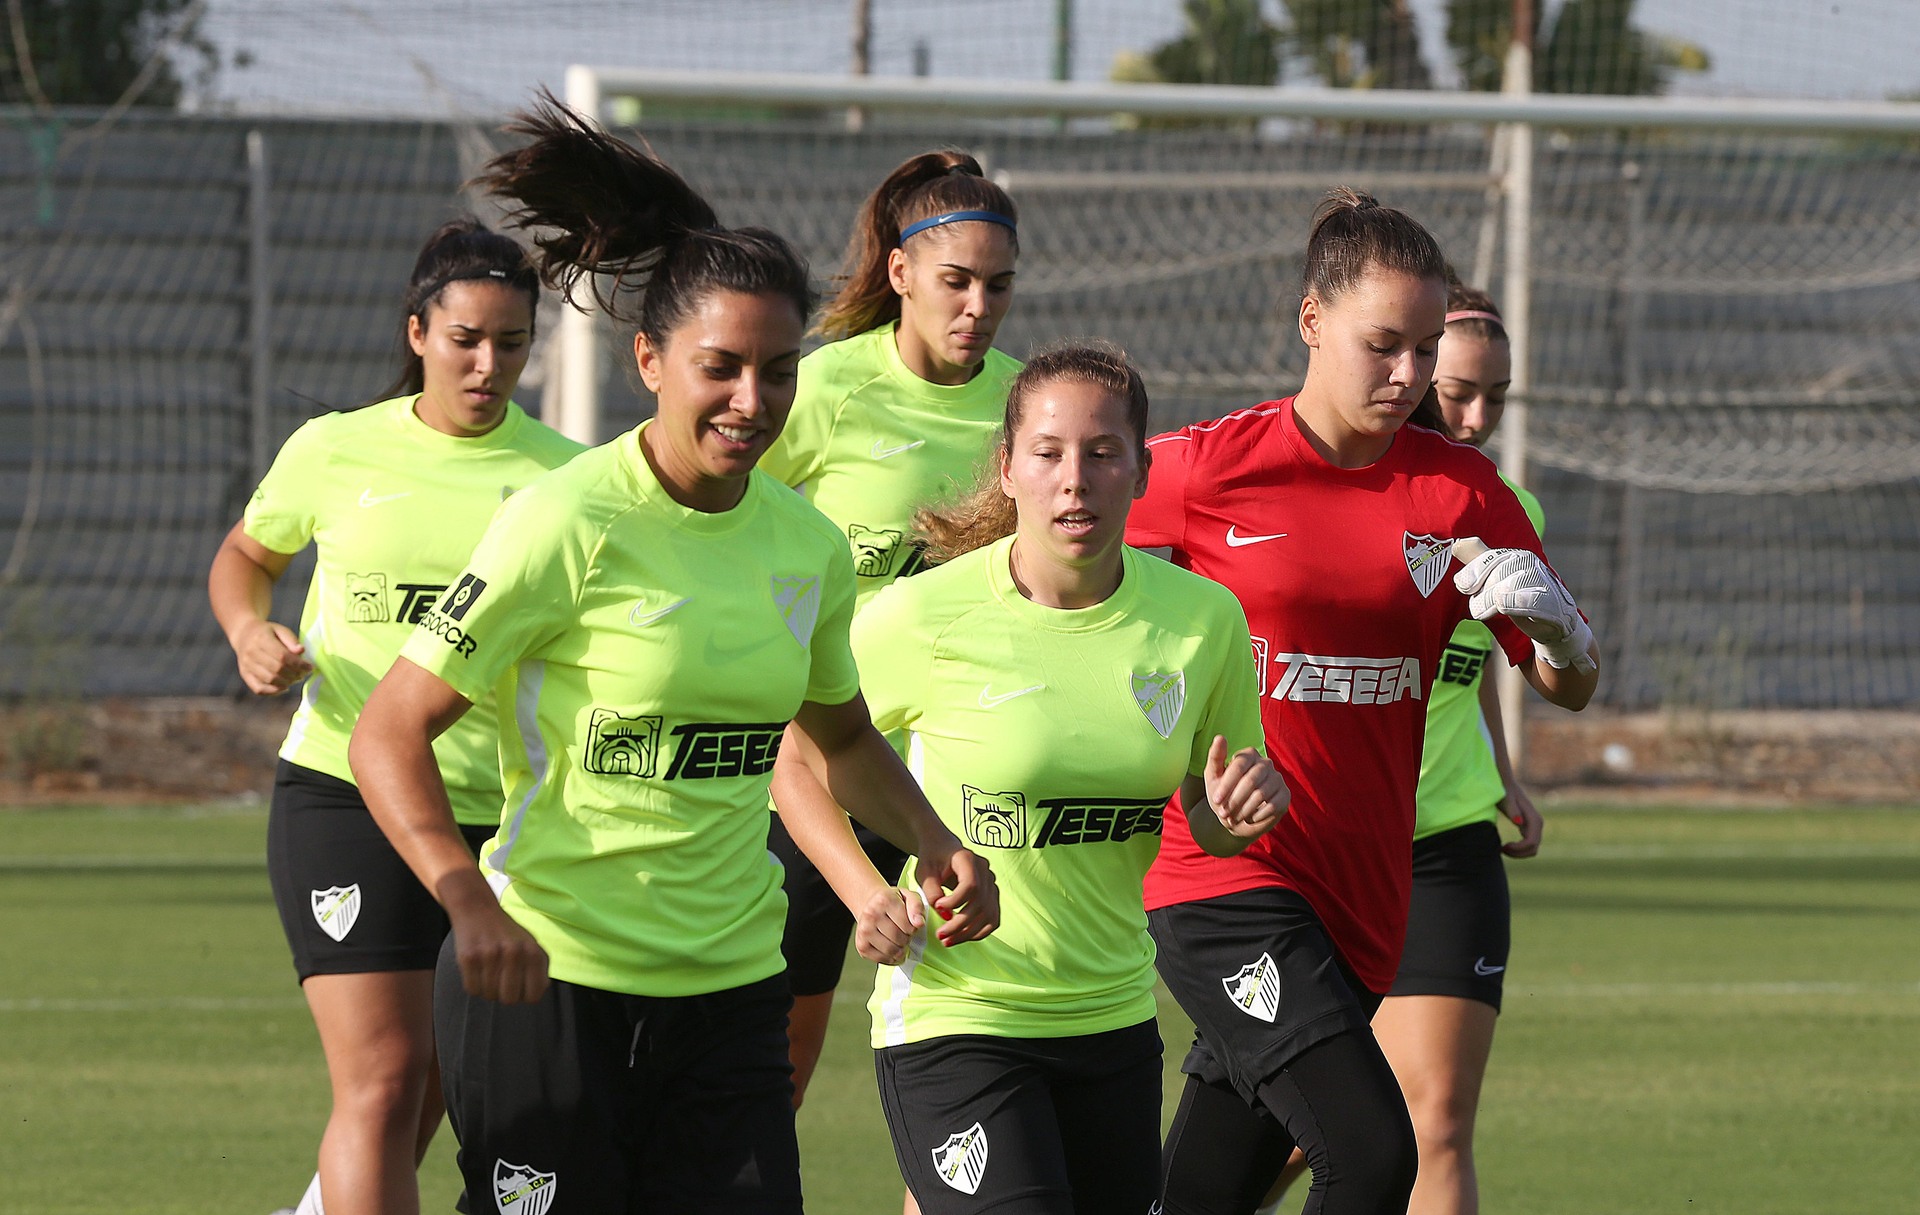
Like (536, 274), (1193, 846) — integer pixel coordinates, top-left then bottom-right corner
(1474, 957), (1506, 976)
(870, 439), (926, 460)
(1224, 526), (1286, 547)
(629, 597), (691, 627)
(978, 683), (1045, 708)
(359, 490), (412, 508)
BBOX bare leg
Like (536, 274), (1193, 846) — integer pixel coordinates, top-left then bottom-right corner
(1370, 994), (1498, 1215)
(786, 989), (835, 1109)
(304, 970), (438, 1215)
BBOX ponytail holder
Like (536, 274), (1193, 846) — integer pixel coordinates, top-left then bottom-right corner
(898, 210), (1017, 244)
(1445, 309), (1505, 327)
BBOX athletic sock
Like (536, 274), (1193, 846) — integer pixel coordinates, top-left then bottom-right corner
(293, 1173), (325, 1215)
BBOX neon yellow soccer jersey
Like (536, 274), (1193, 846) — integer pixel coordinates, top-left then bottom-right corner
(1414, 477), (1547, 840)
(858, 537), (1266, 1046)
(759, 323), (1020, 611)
(400, 422), (861, 997)
(242, 396), (584, 826)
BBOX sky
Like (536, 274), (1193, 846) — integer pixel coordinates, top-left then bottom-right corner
(186, 0), (1920, 118)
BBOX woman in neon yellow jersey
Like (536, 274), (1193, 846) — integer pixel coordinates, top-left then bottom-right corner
(347, 98), (996, 1213)
(1379, 282), (1543, 1215)
(207, 218), (584, 1215)
(759, 149), (1024, 1108)
(775, 344), (1289, 1215)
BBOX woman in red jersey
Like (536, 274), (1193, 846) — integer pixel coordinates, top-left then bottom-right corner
(1126, 189), (1599, 1215)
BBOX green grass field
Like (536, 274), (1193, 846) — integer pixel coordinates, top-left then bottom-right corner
(3, 802), (1918, 1214)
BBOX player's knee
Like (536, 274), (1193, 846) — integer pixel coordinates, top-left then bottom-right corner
(1410, 1099), (1474, 1159)
(1300, 1096), (1417, 1213)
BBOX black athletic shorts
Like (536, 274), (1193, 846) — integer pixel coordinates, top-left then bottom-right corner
(768, 810), (909, 997)
(267, 759), (493, 981)
(435, 940), (801, 1214)
(875, 1021), (1162, 1215)
(1388, 819), (1511, 1010)
(1149, 888), (1381, 1106)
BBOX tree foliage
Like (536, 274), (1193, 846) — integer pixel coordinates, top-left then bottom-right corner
(0, 0), (213, 108)
(1284, 0), (1433, 90)
(1118, 0), (1286, 88)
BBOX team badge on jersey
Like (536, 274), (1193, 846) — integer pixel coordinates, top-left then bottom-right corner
(771, 575), (821, 647)
(310, 884), (361, 943)
(1403, 532), (1453, 598)
(583, 709), (663, 778)
(1131, 671), (1187, 739)
(492, 1159), (555, 1215)
(930, 1122), (990, 1194)
(1222, 952), (1281, 1022)
(847, 524), (905, 577)
(960, 785), (1028, 849)
(345, 572), (390, 623)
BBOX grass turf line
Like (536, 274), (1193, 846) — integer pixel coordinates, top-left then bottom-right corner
(1, 804), (1916, 1213)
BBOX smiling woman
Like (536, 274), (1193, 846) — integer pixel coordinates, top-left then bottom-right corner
(342, 94), (998, 1215)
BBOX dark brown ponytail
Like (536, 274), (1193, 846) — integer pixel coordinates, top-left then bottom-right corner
(376, 217), (539, 403)
(476, 91), (813, 345)
(1302, 187), (1449, 305)
(915, 341), (1149, 564)
(816, 150), (1018, 341)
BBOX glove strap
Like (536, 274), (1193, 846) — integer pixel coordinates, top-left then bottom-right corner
(1534, 614), (1597, 672)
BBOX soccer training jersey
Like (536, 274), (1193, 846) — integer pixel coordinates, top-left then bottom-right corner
(1126, 402), (1551, 994)
(399, 422), (860, 997)
(858, 536), (1265, 1046)
(1415, 477), (1546, 841)
(242, 396), (584, 826)
(759, 323), (1019, 611)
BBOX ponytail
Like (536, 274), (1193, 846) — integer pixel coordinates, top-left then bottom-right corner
(476, 91), (813, 344)
(817, 149), (1018, 342)
(915, 342), (1150, 564)
(1302, 187), (1448, 305)
(376, 217), (539, 403)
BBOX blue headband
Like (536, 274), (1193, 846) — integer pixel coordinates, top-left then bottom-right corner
(898, 210), (1017, 244)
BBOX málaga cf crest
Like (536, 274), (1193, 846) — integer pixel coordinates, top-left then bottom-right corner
(309, 884), (361, 943)
(1131, 671), (1187, 739)
(931, 1122), (990, 1194)
(493, 1159), (556, 1215)
(1222, 952), (1282, 1022)
(1403, 532), (1453, 599)
(771, 575), (821, 646)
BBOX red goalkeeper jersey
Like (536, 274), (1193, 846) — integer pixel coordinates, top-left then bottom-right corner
(1128, 398), (1546, 993)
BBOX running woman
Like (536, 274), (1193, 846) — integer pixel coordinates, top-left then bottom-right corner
(1377, 283), (1543, 1215)
(207, 218), (584, 1215)
(759, 149), (1022, 1107)
(1127, 190), (1600, 1215)
(347, 98), (996, 1214)
(774, 343), (1287, 1215)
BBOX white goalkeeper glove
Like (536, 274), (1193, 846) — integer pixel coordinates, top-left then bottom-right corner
(1451, 538), (1597, 672)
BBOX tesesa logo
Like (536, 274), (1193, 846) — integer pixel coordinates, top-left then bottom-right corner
(346, 574), (452, 626)
(579, 711), (783, 781)
(1256, 640), (1422, 706)
(960, 785), (1028, 849)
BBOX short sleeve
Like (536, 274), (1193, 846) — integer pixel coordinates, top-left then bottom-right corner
(846, 581), (930, 733)
(1188, 593), (1267, 776)
(241, 417), (330, 555)
(398, 488), (583, 702)
(803, 540), (862, 705)
(759, 378), (838, 488)
(1127, 429), (1193, 551)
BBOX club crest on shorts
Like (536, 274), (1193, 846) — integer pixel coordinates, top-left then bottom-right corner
(930, 1122), (990, 1194)
(1132, 671), (1186, 739)
(1222, 952), (1281, 1022)
(1404, 532), (1453, 598)
(492, 1159), (555, 1215)
(771, 575), (821, 646)
(309, 884), (361, 943)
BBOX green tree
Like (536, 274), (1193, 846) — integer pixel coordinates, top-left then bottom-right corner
(1445, 0), (1709, 95)
(1284, 0), (1433, 90)
(1114, 0), (1285, 87)
(0, 0), (213, 108)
